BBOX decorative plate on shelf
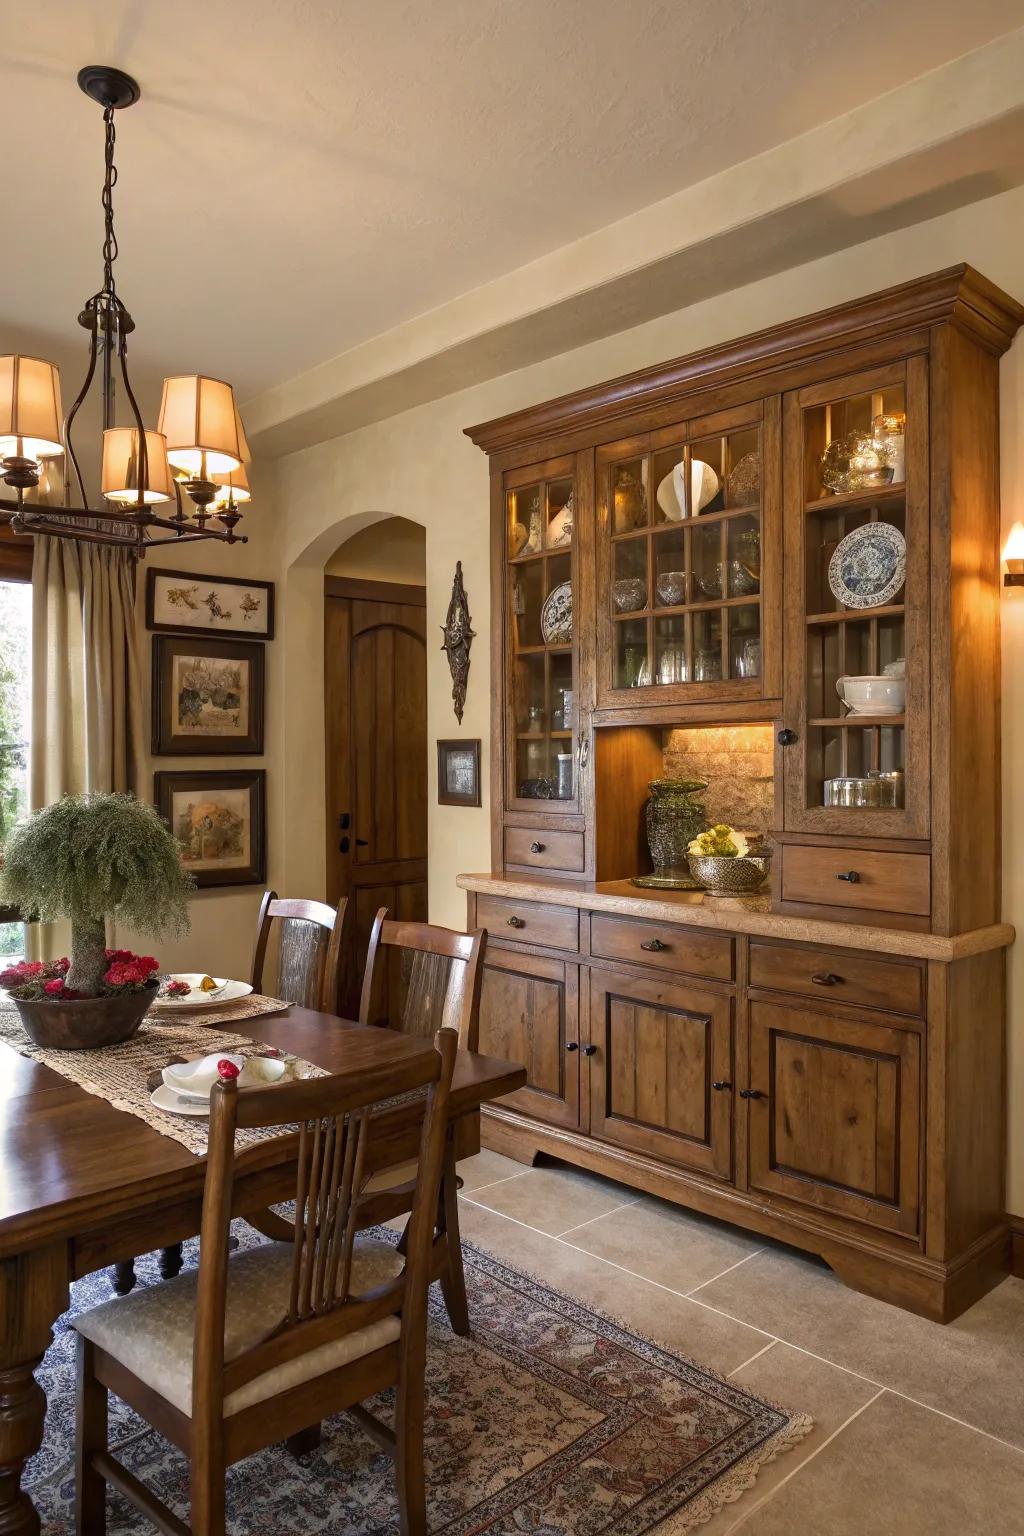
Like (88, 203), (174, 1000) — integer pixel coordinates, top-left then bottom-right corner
(827, 522), (906, 610)
(540, 581), (572, 645)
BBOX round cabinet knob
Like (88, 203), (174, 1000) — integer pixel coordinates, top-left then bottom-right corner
(581, 1044), (598, 1057)
(811, 972), (842, 987)
(530, 841), (545, 854)
(739, 1088), (765, 1100)
(566, 1041), (579, 1053)
(506, 915), (525, 928)
(836, 871), (861, 884)
(712, 1079), (732, 1092)
(640, 937), (668, 952)
(777, 728), (798, 746)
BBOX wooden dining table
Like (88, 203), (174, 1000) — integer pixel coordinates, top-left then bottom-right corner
(0, 1006), (526, 1535)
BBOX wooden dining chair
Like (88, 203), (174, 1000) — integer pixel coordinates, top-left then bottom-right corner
(75, 1028), (458, 1536)
(358, 910), (485, 1336)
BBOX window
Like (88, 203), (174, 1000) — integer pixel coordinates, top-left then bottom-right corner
(0, 568), (31, 964)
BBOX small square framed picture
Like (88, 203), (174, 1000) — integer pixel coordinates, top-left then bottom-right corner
(437, 739), (481, 807)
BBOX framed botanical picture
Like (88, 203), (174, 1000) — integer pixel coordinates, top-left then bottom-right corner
(146, 567), (275, 639)
(437, 739), (481, 807)
(152, 635), (264, 755)
(155, 769), (266, 888)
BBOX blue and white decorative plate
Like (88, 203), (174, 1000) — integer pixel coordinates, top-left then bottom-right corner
(541, 581), (572, 645)
(828, 522), (906, 610)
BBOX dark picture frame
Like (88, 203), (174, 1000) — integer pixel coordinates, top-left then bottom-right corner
(146, 567), (275, 640)
(155, 769), (266, 888)
(152, 634), (265, 755)
(437, 739), (481, 807)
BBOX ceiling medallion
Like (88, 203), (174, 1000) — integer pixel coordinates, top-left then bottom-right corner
(0, 66), (250, 556)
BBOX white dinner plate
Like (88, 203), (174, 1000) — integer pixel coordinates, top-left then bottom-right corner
(150, 1083), (210, 1117)
(150, 974), (254, 1013)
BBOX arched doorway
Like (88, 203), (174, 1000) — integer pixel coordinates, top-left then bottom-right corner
(323, 517), (428, 989)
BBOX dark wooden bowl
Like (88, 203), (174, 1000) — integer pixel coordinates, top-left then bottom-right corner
(12, 986), (156, 1050)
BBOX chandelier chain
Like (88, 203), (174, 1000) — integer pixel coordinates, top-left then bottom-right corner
(101, 105), (119, 300)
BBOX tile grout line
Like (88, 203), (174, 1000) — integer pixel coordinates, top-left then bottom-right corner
(457, 1169), (537, 1197)
(461, 1194), (1024, 1458)
(685, 1248), (766, 1297)
(723, 1388), (886, 1533)
(726, 1339), (777, 1378)
(555, 1199), (644, 1238)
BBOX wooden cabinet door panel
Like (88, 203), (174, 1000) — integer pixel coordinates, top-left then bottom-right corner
(478, 949), (581, 1130)
(748, 999), (920, 1236)
(589, 967), (732, 1179)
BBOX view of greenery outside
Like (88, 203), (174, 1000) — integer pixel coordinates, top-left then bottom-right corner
(0, 580), (31, 962)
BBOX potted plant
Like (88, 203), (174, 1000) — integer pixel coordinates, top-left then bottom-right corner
(0, 792), (192, 1049)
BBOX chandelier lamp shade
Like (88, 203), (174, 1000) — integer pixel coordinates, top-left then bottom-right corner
(0, 64), (250, 555)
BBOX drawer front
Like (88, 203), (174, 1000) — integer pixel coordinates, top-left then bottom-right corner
(476, 893), (580, 952)
(780, 845), (930, 917)
(505, 826), (585, 873)
(590, 913), (733, 982)
(749, 941), (923, 1016)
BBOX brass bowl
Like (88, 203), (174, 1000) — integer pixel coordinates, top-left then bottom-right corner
(11, 986), (156, 1050)
(687, 853), (771, 895)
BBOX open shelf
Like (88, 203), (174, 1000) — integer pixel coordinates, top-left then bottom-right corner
(805, 484), (906, 516)
(808, 714), (906, 728)
(805, 604), (904, 627)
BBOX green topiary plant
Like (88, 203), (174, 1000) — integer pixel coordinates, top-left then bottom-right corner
(0, 792), (193, 996)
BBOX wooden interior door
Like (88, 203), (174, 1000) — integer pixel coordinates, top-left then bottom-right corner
(747, 998), (921, 1235)
(588, 966), (733, 1178)
(477, 947), (581, 1129)
(325, 579), (428, 988)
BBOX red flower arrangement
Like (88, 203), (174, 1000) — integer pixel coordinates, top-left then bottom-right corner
(0, 950), (162, 1003)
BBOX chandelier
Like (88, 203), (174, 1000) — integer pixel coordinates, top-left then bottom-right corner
(0, 65), (250, 556)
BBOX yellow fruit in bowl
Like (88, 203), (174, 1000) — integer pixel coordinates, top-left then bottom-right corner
(688, 824), (750, 858)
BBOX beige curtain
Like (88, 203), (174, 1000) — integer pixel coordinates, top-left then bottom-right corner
(28, 534), (145, 958)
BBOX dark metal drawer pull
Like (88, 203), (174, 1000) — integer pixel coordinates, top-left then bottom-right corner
(836, 870), (861, 884)
(811, 972), (842, 986)
(529, 841), (545, 854)
(506, 915), (525, 929)
(739, 1088), (765, 1100)
(566, 1041), (579, 1053)
(640, 937), (669, 952)
(712, 1079), (732, 1092)
(581, 1044), (598, 1057)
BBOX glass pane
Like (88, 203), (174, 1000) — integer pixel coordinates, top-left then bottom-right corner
(692, 611), (723, 682)
(650, 443), (687, 527)
(613, 538), (648, 614)
(545, 478), (574, 550)
(551, 652), (574, 736)
(688, 435), (728, 517)
(729, 606), (761, 679)
(543, 552), (573, 646)
(653, 615), (688, 685)
(727, 514), (761, 597)
(509, 560), (545, 648)
(615, 618), (649, 689)
(692, 522), (723, 602)
(611, 458), (649, 534)
(804, 499), (907, 618)
(723, 428), (762, 509)
(652, 526), (687, 607)
(508, 482), (543, 558)
(810, 725), (906, 810)
(805, 383), (907, 501)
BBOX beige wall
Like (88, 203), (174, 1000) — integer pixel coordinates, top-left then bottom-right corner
(267, 181), (1024, 1212)
(325, 516), (425, 584)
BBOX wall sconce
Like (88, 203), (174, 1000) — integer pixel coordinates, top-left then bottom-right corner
(1003, 522), (1024, 587)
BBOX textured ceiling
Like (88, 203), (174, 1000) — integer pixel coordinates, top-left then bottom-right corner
(3, 0), (1021, 398)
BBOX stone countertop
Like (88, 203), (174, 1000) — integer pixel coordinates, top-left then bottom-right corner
(456, 872), (1015, 963)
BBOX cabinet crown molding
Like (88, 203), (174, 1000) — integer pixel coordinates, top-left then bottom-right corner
(465, 265), (1024, 457)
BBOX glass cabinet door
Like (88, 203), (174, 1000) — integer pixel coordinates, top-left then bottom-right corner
(781, 357), (929, 838)
(504, 455), (581, 812)
(596, 403), (775, 706)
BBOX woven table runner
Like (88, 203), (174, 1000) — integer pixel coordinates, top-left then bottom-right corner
(0, 1000), (325, 1156)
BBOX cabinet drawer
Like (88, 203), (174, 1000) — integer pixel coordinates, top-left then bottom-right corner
(476, 894), (579, 952)
(749, 941), (923, 1016)
(590, 913), (733, 981)
(780, 845), (930, 917)
(505, 826), (585, 873)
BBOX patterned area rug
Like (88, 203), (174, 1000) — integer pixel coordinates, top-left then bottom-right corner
(26, 1227), (810, 1533)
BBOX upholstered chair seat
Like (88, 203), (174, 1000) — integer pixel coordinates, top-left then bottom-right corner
(75, 1238), (403, 1417)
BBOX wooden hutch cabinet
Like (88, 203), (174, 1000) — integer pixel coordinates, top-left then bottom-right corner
(461, 267), (1022, 1321)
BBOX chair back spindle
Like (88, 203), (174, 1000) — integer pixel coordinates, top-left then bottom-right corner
(251, 891), (353, 1014)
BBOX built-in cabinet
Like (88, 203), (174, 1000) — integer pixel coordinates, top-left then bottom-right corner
(465, 267), (1022, 1321)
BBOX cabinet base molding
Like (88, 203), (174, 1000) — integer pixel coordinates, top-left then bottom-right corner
(480, 1107), (1009, 1323)
(1010, 1216), (1024, 1280)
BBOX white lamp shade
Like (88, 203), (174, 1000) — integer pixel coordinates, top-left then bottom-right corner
(157, 375), (244, 476)
(101, 428), (174, 505)
(210, 463), (251, 510)
(0, 355), (64, 461)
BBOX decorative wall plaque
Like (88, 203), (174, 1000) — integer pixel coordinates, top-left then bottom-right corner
(441, 560), (475, 724)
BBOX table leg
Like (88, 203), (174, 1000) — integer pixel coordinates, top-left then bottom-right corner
(0, 1245), (68, 1536)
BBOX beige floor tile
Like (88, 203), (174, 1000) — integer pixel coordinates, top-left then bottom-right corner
(695, 1344), (878, 1535)
(456, 1149), (532, 1192)
(697, 1248), (1024, 1448)
(567, 1195), (764, 1295)
(733, 1391), (1024, 1534)
(459, 1198), (771, 1377)
(463, 1161), (640, 1235)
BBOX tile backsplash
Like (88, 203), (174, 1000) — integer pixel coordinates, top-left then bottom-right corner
(661, 725), (774, 835)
